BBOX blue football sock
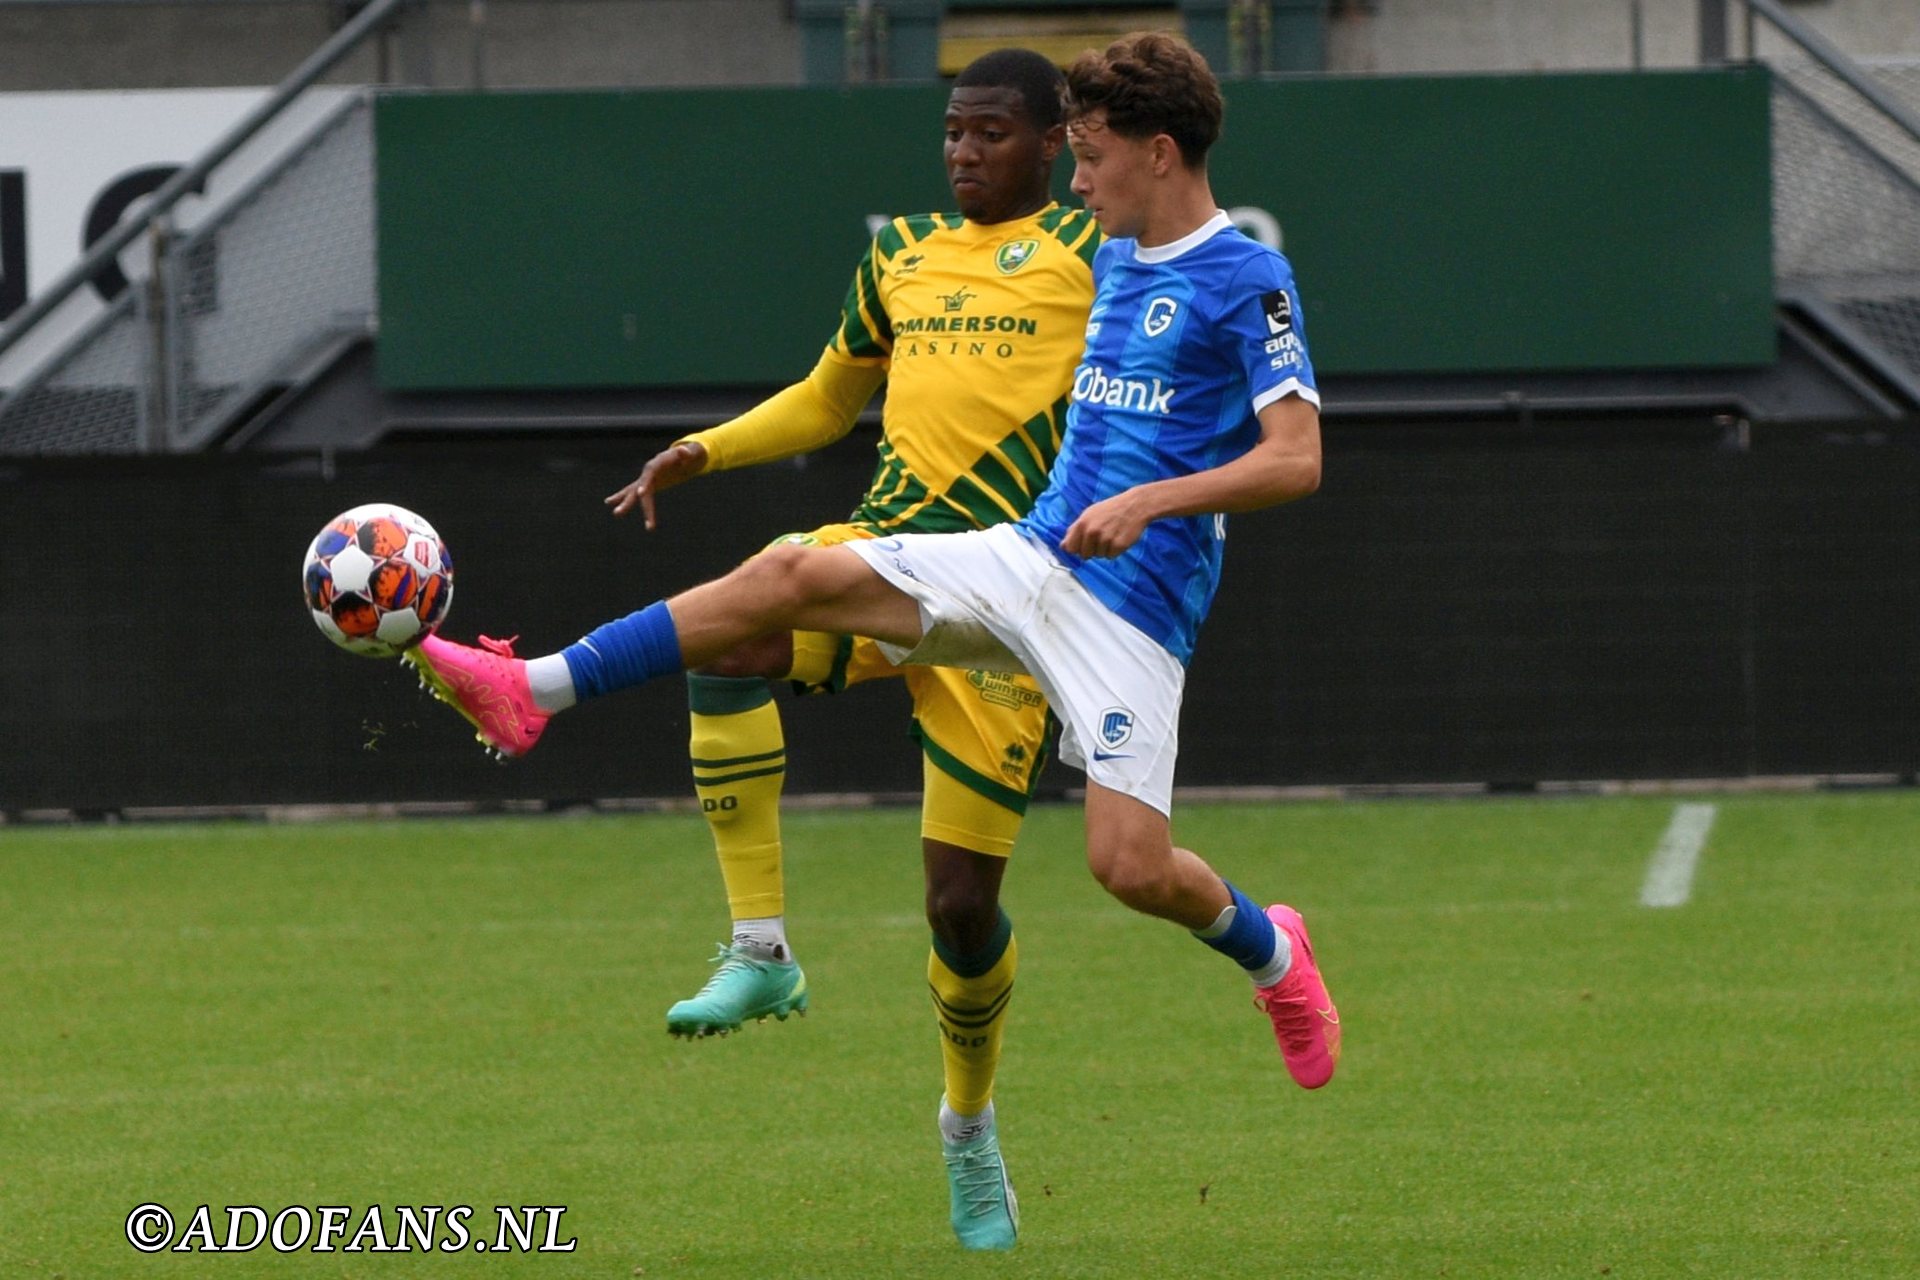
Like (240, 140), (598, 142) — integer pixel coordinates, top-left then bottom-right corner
(1193, 881), (1279, 973)
(560, 600), (682, 701)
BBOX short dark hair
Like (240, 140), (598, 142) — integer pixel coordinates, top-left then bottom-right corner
(953, 47), (1067, 131)
(1065, 32), (1223, 167)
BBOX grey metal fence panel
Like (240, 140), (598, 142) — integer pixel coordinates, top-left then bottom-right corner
(0, 90), (374, 455)
(0, 291), (148, 454)
(169, 93), (375, 449)
(1770, 58), (1920, 397)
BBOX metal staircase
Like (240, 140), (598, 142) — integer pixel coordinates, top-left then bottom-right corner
(1750, 0), (1920, 406)
(0, 0), (405, 454)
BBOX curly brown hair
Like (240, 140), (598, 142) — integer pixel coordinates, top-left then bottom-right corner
(1065, 31), (1224, 169)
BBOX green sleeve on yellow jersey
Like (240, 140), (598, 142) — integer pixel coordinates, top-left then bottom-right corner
(829, 215), (973, 363)
(831, 237), (893, 362)
(1039, 205), (1102, 267)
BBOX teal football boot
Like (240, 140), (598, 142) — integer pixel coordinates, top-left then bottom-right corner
(666, 944), (808, 1038)
(943, 1123), (1019, 1250)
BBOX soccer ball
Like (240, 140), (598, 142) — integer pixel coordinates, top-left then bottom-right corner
(302, 503), (453, 657)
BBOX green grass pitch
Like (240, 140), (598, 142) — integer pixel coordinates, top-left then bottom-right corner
(3, 792), (1914, 1277)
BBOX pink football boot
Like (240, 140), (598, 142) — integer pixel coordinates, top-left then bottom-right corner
(405, 634), (550, 759)
(1254, 904), (1342, 1089)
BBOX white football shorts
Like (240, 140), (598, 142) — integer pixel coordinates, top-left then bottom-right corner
(844, 523), (1186, 815)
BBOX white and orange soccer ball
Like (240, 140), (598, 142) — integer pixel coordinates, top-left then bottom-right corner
(302, 503), (453, 657)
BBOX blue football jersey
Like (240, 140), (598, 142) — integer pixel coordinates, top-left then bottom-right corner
(1018, 212), (1319, 663)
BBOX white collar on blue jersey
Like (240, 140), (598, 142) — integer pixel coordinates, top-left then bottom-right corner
(1133, 209), (1235, 263)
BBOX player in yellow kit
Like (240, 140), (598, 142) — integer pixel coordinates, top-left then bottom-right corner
(604, 49), (1096, 1250)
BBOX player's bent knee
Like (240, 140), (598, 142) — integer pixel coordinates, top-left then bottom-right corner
(791, 545), (879, 604)
(742, 543), (848, 606)
(1087, 843), (1180, 914)
(925, 880), (997, 938)
(728, 543), (824, 613)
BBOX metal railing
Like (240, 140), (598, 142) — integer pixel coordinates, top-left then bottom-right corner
(0, 0), (407, 453)
(0, 0), (400, 362)
(1734, 0), (1920, 402)
(1739, 0), (1920, 148)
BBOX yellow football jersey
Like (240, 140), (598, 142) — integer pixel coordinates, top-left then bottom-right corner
(826, 202), (1099, 533)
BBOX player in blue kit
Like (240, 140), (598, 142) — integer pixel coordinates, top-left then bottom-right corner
(409, 31), (1341, 1115)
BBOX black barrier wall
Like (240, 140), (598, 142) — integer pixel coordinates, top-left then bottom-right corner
(3, 425), (1917, 814)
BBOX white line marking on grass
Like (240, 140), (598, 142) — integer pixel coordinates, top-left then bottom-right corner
(1640, 802), (1717, 908)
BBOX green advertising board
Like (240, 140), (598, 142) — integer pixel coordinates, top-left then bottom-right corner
(375, 67), (1772, 390)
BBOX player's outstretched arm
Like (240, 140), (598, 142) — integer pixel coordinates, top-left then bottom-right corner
(1061, 394), (1321, 559)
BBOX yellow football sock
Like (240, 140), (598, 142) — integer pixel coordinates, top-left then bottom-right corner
(687, 674), (787, 919)
(929, 910), (1017, 1116)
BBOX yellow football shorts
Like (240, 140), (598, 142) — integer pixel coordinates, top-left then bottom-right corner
(761, 523), (1053, 857)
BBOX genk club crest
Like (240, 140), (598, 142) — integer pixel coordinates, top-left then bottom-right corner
(995, 239), (1039, 275)
(1099, 707), (1135, 749)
